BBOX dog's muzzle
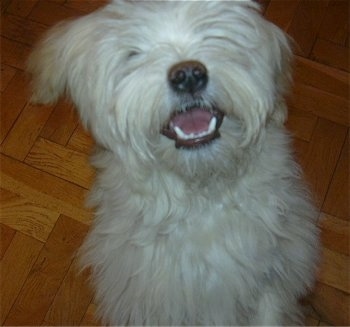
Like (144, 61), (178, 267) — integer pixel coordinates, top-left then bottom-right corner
(162, 60), (225, 149)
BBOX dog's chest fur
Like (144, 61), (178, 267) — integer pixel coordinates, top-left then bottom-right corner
(83, 131), (309, 325)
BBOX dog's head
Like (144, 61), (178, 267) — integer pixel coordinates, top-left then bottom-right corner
(28, 0), (292, 178)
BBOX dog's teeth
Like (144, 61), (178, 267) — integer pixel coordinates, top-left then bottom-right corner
(208, 117), (217, 133)
(174, 126), (199, 140)
(173, 116), (218, 140)
(174, 126), (189, 140)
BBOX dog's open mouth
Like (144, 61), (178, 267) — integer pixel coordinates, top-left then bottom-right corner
(161, 107), (224, 148)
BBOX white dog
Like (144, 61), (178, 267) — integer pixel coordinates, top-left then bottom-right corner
(28, 1), (319, 325)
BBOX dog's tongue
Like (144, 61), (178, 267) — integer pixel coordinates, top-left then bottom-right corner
(171, 109), (213, 134)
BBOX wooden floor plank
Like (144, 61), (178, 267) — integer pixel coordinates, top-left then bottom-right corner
(311, 282), (350, 326)
(0, 70), (30, 143)
(311, 38), (349, 72)
(4, 215), (88, 326)
(319, 213), (349, 256)
(40, 99), (79, 146)
(0, 36), (31, 70)
(1, 13), (47, 46)
(286, 0), (329, 57)
(302, 119), (347, 208)
(263, 0), (300, 31)
(0, 154), (92, 224)
(286, 106), (318, 142)
(64, 0), (107, 13)
(44, 260), (93, 326)
(318, 248), (349, 294)
(5, 0), (39, 18)
(0, 63), (17, 92)
(0, 223), (16, 260)
(322, 133), (349, 220)
(0, 103), (54, 161)
(0, 232), (43, 324)
(66, 123), (94, 155)
(294, 56), (349, 99)
(317, 0), (348, 46)
(288, 83), (349, 127)
(0, 188), (60, 242)
(28, 0), (83, 26)
(25, 137), (94, 189)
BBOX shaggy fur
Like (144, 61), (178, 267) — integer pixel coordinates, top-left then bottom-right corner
(28, 1), (319, 325)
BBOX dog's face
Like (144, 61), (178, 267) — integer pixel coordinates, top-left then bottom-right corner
(29, 0), (291, 177)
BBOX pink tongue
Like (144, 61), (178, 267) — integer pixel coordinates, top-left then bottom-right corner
(171, 109), (213, 134)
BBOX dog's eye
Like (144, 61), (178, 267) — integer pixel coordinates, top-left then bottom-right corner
(203, 35), (231, 43)
(127, 50), (140, 59)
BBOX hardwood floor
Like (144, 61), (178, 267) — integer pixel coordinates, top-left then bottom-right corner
(1, 0), (349, 325)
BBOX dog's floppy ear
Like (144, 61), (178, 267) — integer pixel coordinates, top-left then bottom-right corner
(27, 11), (110, 105)
(27, 21), (73, 104)
(267, 23), (293, 125)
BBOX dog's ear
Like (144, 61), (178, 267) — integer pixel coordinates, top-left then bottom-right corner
(267, 23), (293, 125)
(27, 21), (73, 104)
(27, 11), (111, 106)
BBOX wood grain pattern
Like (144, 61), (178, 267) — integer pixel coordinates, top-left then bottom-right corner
(285, 107), (317, 141)
(286, 0), (329, 57)
(288, 83), (349, 126)
(0, 188), (60, 242)
(28, 1), (84, 26)
(4, 215), (88, 326)
(302, 119), (347, 208)
(264, 0), (300, 30)
(0, 63), (17, 92)
(0, 36), (31, 70)
(1, 103), (54, 160)
(293, 56), (348, 99)
(0, 0), (348, 325)
(25, 137), (94, 189)
(318, 0), (348, 46)
(44, 262), (93, 325)
(0, 154), (92, 223)
(66, 124), (95, 154)
(322, 133), (349, 219)
(0, 70), (30, 143)
(312, 38), (349, 72)
(40, 99), (79, 145)
(0, 232), (43, 324)
(5, 0), (38, 18)
(318, 247), (350, 293)
(319, 213), (349, 256)
(1, 13), (46, 45)
(0, 223), (16, 259)
(311, 282), (350, 326)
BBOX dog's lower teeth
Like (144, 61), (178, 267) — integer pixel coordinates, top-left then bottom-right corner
(173, 116), (217, 140)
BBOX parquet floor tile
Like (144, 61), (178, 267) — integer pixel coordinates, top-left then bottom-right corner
(0, 0), (349, 325)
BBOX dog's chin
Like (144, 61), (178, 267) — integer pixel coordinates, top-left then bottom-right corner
(161, 105), (225, 149)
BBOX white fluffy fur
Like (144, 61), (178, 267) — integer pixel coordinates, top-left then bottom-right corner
(28, 1), (319, 325)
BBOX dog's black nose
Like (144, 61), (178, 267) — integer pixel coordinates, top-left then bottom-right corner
(168, 60), (208, 94)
